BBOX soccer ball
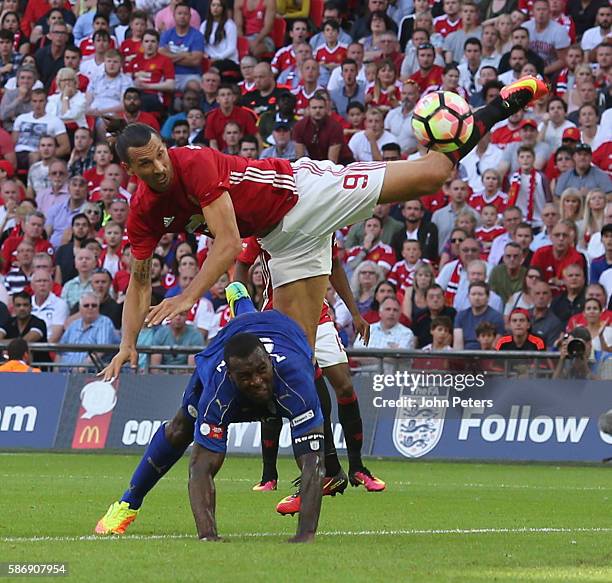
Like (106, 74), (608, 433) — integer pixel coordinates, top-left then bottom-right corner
(411, 91), (474, 153)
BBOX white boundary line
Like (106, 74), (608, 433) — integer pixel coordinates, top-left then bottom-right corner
(2, 527), (612, 543)
(1, 474), (610, 491)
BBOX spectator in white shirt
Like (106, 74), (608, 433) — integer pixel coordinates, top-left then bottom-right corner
(348, 107), (396, 162)
(30, 269), (68, 343)
(46, 67), (88, 129)
(354, 296), (415, 349)
(86, 49), (133, 139)
(384, 78), (419, 154)
(13, 89), (69, 167)
(581, 5), (611, 60)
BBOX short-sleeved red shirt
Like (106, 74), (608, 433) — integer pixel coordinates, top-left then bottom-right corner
(127, 146), (297, 260)
(530, 245), (586, 295)
(120, 38), (143, 73)
(292, 115), (344, 161)
(409, 66), (444, 94)
(204, 106), (258, 150)
(131, 52), (175, 104)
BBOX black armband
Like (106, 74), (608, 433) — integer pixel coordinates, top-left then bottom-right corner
(292, 432), (325, 458)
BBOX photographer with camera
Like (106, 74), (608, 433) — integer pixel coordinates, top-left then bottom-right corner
(553, 327), (599, 380)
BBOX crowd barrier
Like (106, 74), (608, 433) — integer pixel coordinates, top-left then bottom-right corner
(1, 357), (611, 462)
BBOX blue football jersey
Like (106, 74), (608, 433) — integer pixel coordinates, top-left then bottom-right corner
(193, 310), (323, 453)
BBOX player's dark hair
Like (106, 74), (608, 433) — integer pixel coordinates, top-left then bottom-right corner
(431, 316), (452, 333)
(547, 95), (567, 112)
(469, 281), (490, 295)
(13, 291), (32, 304)
(463, 37), (482, 51)
(172, 119), (189, 131)
(322, 18), (340, 31)
(347, 100), (365, 112)
(224, 333), (266, 366)
(93, 12), (110, 24)
(143, 28), (160, 41)
(71, 212), (89, 226)
(7, 338), (28, 360)
(113, 122), (158, 164)
(382, 142), (401, 153)
(92, 29), (111, 41)
(475, 321), (497, 337)
(124, 87), (141, 98)
(65, 45), (82, 56)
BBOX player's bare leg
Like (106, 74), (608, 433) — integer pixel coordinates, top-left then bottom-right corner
(378, 152), (454, 204)
(273, 275), (330, 348)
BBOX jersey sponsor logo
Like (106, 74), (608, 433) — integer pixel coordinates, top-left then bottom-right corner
(200, 422), (225, 439)
(291, 409), (314, 428)
(163, 216), (175, 227)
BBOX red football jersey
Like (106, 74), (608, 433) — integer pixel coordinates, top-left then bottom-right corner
(120, 38), (143, 73)
(491, 122), (522, 149)
(468, 190), (508, 214)
(2, 236), (54, 274)
(530, 245), (586, 296)
(238, 236), (332, 324)
(83, 166), (107, 192)
(387, 260), (417, 291)
(127, 146), (298, 260)
(271, 46), (296, 74)
(345, 241), (396, 272)
(79, 35), (116, 58)
(292, 85), (323, 116)
(409, 66), (444, 94)
(315, 43), (347, 66)
(131, 52), (175, 105)
(433, 15), (461, 37)
(204, 106), (258, 150)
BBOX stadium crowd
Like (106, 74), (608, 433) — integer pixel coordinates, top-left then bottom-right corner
(0, 0), (610, 369)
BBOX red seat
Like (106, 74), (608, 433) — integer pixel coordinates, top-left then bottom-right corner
(272, 17), (287, 48)
(310, 0), (324, 28)
(238, 36), (250, 58)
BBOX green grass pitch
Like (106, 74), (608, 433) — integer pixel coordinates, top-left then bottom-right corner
(1, 452), (611, 582)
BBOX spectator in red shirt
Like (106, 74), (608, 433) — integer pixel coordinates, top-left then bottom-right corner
(346, 216), (397, 276)
(83, 141), (113, 193)
(2, 210), (53, 274)
(204, 84), (258, 150)
(531, 219), (587, 296)
(434, 0), (462, 38)
(0, 126), (16, 169)
(271, 18), (309, 75)
(120, 10), (147, 74)
(131, 29), (176, 112)
(409, 42), (443, 93)
(292, 92), (345, 163)
(121, 88), (161, 131)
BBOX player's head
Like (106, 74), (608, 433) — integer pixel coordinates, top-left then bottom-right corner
(114, 122), (173, 193)
(224, 333), (274, 403)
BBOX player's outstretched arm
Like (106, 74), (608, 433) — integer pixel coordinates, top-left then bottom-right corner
(188, 443), (225, 541)
(146, 193), (243, 326)
(290, 428), (325, 543)
(99, 257), (152, 381)
(329, 255), (370, 346)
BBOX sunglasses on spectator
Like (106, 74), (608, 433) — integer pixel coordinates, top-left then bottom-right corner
(85, 208), (101, 214)
(82, 303), (99, 308)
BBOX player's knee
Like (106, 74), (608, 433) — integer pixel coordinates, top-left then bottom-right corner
(165, 412), (194, 448)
